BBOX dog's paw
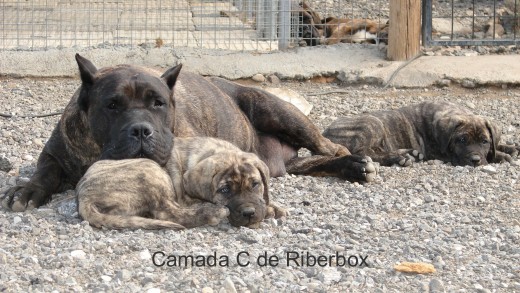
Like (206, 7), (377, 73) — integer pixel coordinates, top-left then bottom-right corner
(1, 184), (46, 212)
(338, 155), (379, 182)
(266, 203), (288, 219)
(494, 151), (513, 163)
(391, 150), (424, 167)
(207, 206), (230, 226)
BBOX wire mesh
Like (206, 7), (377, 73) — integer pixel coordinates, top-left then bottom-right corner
(423, 0), (519, 46)
(0, 0), (390, 51)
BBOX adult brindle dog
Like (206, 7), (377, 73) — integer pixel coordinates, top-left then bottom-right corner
(2, 54), (377, 211)
(323, 101), (519, 167)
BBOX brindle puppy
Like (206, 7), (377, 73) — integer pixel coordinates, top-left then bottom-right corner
(2, 54), (377, 212)
(323, 101), (519, 167)
(77, 137), (286, 229)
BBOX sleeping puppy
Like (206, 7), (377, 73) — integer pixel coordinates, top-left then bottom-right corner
(77, 137), (286, 230)
(323, 101), (519, 167)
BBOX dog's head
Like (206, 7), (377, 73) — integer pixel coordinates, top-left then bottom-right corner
(74, 54), (182, 166)
(434, 113), (500, 166)
(182, 151), (270, 228)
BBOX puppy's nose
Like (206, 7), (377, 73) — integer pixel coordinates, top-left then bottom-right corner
(470, 155), (481, 165)
(128, 123), (154, 140)
(241, 207), (256, 218)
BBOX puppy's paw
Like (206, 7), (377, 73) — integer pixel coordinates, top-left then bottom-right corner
(266, 203), (288, 219)
(392, 150), (423, 167)
(360, 156), (379, 182)
(207, 206), (230, 226)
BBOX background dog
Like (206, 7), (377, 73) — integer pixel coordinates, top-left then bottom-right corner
(77, 137), (286, 230)
(299, 1), (388, 46)
(323, 101), (519, 167)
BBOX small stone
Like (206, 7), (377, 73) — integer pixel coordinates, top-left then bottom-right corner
(429, 278), (445, 292)
(223, 277), (237, 293)
(474, 283), (484, 290)
(101, 275), (112, 282)
(146, 288), (160, 293)
(318, 268), (341, 284)
(22, 154), (33, 161)
(139, 249), (152, 260)
(115, 269), (132, 281)
(201, 287), (214, 293)
(461, 216), (471, 224)
(65, 277), (77, 286)
(33, 138), (44, 147)
(13, 216), (22, 225)
(424, 194), (435, 203)
(251, 74), (265, 82)
(0, 157), (12, 172)
(437, 79), (451, 87)
(481, 165), (497, 174)
(70, 250), (86, 260)
(465, 101), (476, 109)
(461, 79), (476, 88)
(267, 74), (280, 84)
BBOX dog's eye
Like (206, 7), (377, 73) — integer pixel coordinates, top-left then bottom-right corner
(482, 139), (489, 144)
(154, 100), (165, 108)
(457, 136), (467, 144)
(107, 102), (117, 110)
(217, 185), (230, 194)
(252, 182), (260, 189)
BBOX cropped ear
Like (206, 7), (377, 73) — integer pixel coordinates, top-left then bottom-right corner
(182, 155), (219, 202)
(245, 153), (270, 205)
(75, 54), (98, 112)
(433, 115), (463, 155)
(485, 119), (500, 162)
(161, 64), (183, 89)
(75, 54), (97, 86)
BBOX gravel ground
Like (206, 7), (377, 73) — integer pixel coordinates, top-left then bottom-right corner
(1, 78), (520, 292)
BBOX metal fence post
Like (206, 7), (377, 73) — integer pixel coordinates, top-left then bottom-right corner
(422, 0), (432, 46)
(278, 0), (290, 50)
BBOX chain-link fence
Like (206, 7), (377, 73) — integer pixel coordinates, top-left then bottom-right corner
(423, 0), (519, 46)
(0, 0), (389, 51)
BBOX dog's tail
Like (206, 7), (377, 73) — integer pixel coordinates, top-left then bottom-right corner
(78, 202), (186, 230)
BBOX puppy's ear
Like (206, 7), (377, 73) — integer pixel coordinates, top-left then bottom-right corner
(485, 119), (500, 162)
(433, 115), (463, 155)
(182, 156), (219, 202)
(75, 54), (98, 112)
(161, 64), (182, 89)
(245, 153), (270, 205)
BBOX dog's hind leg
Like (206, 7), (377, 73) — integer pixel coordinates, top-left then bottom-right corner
(209, 77), (350, 157)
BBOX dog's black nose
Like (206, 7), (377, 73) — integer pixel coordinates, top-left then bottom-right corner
(470, 155), (481, 165)
(128, 123), (154, 140)
(242, 207), (256, 218)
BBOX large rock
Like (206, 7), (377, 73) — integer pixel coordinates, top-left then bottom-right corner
(263, 87), (313, 116)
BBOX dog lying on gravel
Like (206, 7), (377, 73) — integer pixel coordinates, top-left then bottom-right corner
(323, 101), (519, 167)
(2, 54), (377, 213)
(77, 137), (286, 230)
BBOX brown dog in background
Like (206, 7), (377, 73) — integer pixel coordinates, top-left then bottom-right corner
(77, 137), (286, 230)
(299, 1), (388, 46)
